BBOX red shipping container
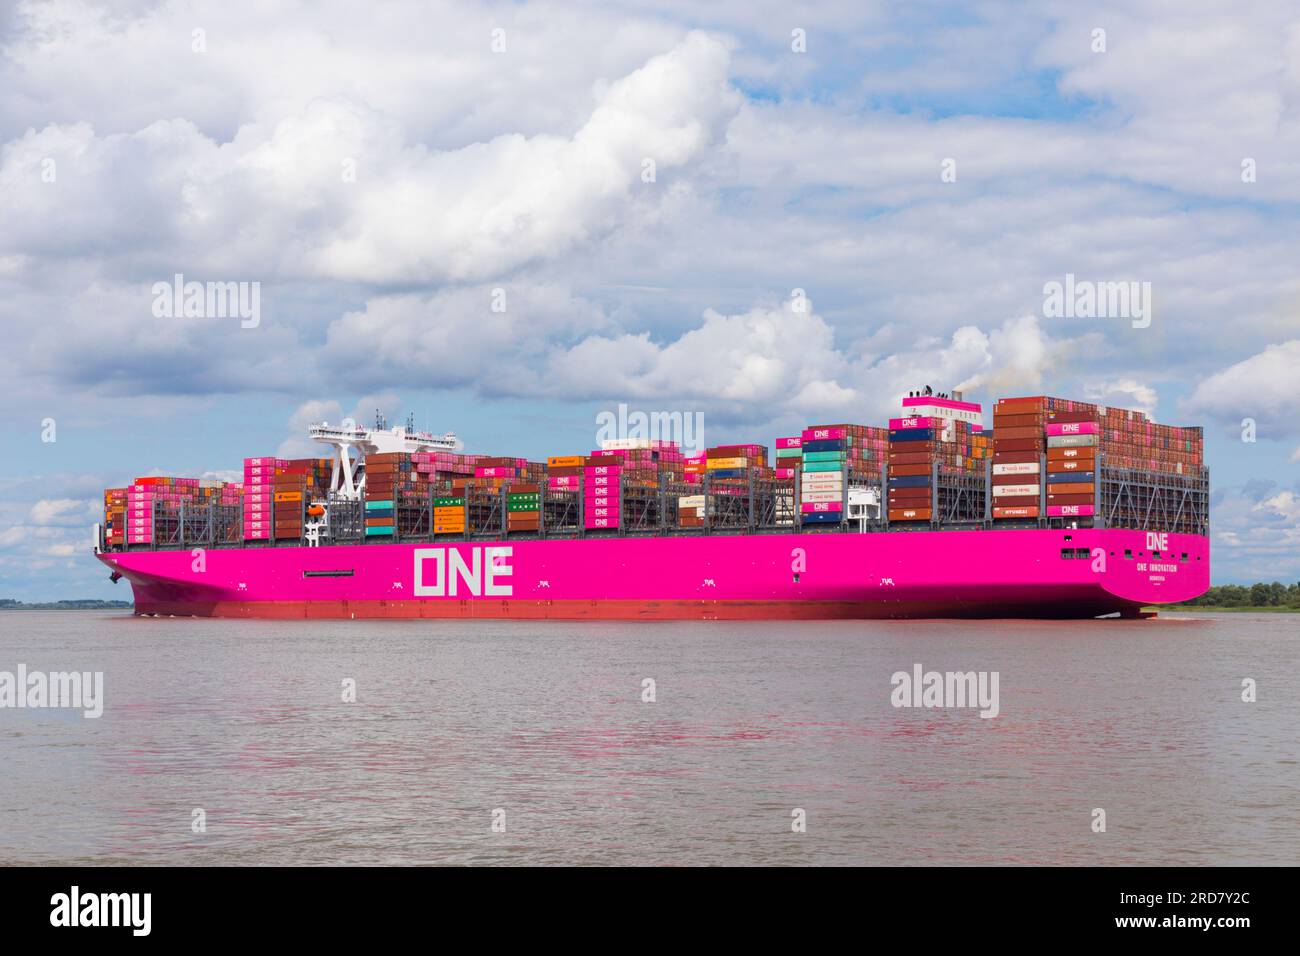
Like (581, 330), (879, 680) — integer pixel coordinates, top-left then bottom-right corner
(991, 494), (1039, 507)
(1046, 493), (1093, 505)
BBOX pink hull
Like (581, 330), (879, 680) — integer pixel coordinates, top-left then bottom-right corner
(97, 528), (1208, 620)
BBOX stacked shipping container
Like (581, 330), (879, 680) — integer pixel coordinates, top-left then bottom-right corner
(584, 459), (620, 529)
(886, 418), (936, 523)
(103, 488), (126, 548)
(1098, 409), (1203, 474)
(364, 454), (413, 535)
(775, 437), (801, 481)
(705, 443), (768, 480)
(992, 398), (1094, 521)
(507, 484), (542, 532)
(274, 459), (331, 540)
(106, 393), (1206, 548)
(991, 397), (1095, 521)
(1046, 419), (1098, 518)
(433, 496), (466, 535)
(116, 475), (242, 545)
(243, 457), (280, 540)
(796, 423), (890, 525)
(589, 440), (686, 531)
(800, 426), (848, 525)
(243, 457), (331, 540)
(991, 396), (1204, 524)
(886, 408), (988, 523)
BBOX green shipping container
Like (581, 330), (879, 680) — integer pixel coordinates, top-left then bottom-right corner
(803, 451), (846, 463)
(433, 497), (465, 507)
(364, 526), (394, 536)
(364, 499), (395, 510)
(802, 460), (845, 473)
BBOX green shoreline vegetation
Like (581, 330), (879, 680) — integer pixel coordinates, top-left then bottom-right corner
(0, 599), (133, 610)
(1146, 582), (1300, 613)
(1152, 605), (1300, 612)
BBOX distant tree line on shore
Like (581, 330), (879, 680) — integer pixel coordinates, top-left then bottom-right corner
(0, 598), (133, 610)
(1181, 582), (1300, 607)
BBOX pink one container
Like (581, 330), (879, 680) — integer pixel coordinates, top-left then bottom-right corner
(1046, 422), (1098, 436)
(889, 417), (935, 430)
(1047, 504), (1095, 517)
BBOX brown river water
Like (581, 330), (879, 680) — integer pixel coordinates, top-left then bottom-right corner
(0, 610), (1295, 865)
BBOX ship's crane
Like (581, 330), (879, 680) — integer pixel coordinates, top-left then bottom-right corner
(301, 418), (461, 547)
(309, 419), (461, 500)
(308, 419), (461, 501)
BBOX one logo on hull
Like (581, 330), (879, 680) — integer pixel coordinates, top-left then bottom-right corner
(414, 546), (513, 597)
(1145, 532), (1168, 550)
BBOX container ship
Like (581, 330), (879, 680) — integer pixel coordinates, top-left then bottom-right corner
(94, 392), (1210, 620)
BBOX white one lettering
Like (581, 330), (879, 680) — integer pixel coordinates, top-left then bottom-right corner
(413, 547), (513, 597)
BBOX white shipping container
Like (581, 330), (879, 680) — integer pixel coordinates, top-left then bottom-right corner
(802, 484), (843, 497)
(801, 490), (844, 504)
(993, 483), (1040, 497)
(993, 462), (1040, 476)
(601, 438), (653, 450)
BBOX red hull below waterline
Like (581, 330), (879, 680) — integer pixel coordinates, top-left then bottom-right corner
(124, 596), (1147, 621)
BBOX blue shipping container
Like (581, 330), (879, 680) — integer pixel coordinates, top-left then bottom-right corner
(888, 429), (935, 442)
(801, 511), (842, 523)
(1046, 471), (1095, 483)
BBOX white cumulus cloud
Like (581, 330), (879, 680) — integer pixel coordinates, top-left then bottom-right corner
(1187, 340), (1300, 434)
(28, 498), (92, 526)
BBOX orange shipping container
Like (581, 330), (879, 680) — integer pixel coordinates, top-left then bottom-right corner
(1047, 446), (1094, 460)
(1047, 482), (1094, 496)
(1047, 458), (1094, 472)
(993, 506), (1039, 519)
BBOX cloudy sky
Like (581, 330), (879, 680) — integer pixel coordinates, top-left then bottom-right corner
(1, 0), (1298, 599)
